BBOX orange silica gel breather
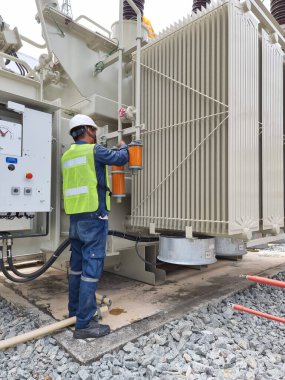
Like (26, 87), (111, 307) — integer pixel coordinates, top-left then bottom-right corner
(111, 166), (125, 197)
(128, 141), (143, 170)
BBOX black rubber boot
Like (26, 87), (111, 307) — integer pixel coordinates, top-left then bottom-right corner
(74, 320), (110, 339)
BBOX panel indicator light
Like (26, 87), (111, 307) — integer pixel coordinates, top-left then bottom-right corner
(6, 157), (18, 164)
(26, 173), (33, 179)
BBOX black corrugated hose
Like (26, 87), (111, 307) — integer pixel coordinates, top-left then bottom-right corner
(0, 231), (159, 283)
(0, 237), (70, 283)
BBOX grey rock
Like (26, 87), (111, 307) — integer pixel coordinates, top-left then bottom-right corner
(141, 355), (155, 366)
(154, 334), (167, 346)
(236, 338), (248, 350)
(112, 366), (120, 376)
(183, 352), (191, 363)
(56, 351), (65, 360)
(146, 365), (157, 378)
(57, 364), (69, 373)
(247, 357), (257, 369)
(182, 330), (193, 338)
(171, 331), (180, 342)
(212, 356), (225, 368)
(98, 370), (112, 378)
(21, 345), (34, 359)
(69, 363), (80, 373)
(143, 345), (153, 355)
(125, 361), (139, 370)
(123, 342), (135, 353)
(191, 361), (212, 375)
(194, 345), (208, 357)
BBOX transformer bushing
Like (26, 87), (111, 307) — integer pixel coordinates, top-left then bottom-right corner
(123, 0), (145, 20)
(271, 0), (285, 29)
(192, 0), (211, 13)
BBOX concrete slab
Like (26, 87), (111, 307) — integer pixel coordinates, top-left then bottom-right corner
(1, 246), (285, 363)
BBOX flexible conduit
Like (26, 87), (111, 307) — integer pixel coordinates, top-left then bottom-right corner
(192, 0), (211, 13)
(0, 231), (159, 283)
(271, 0), (285, 28)
(0, 238), (71, 283)
(123, 0), (145, 20)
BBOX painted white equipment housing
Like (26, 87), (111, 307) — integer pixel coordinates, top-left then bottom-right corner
(131, 0), (284, 240)
(0, 0), (284, 283)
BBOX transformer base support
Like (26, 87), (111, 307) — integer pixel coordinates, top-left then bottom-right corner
(106, 244), (166, 285)
(158, 236), (216, 266)
(215, 237), (247, 260)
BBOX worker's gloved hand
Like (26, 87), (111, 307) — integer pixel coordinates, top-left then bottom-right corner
(116, 140), (126, 148)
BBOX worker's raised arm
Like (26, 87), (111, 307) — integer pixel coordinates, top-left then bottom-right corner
(95, 143), (129, 166)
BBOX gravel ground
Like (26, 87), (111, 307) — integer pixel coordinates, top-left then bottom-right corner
(0, 271), (284, 380)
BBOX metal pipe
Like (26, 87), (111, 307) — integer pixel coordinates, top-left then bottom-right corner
(116, 1), (125, 204)
(20, 34), (47, 49)
(125, 0), (142, 139)
(74, 15), (111, 38)
(0, 52), (38, 79)
(35, 0), (53, 59)
(232, 304), (285, 324)
(241, 275), (285, 289)
(118, 0), (124, 143)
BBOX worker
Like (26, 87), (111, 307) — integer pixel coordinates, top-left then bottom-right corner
(142, 16), (157, 39)
(61, 114), (129, 339)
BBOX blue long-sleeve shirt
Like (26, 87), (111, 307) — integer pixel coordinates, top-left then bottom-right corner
(70, 141), (129, 221)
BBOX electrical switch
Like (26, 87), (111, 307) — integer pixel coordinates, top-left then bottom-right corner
(8, 164), (15, 171)
(11, 187), (20, 195)
(24, 188), (32, 195)
(26, 172), (33, 180)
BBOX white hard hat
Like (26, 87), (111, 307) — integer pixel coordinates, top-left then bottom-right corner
(69, 114), (98, 134)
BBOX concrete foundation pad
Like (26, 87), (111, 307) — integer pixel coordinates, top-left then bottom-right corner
(1, 248), (285, 363)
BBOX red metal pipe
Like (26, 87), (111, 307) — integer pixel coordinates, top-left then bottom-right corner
(244, 275), (285, 289)
(232, 304), (285, 324)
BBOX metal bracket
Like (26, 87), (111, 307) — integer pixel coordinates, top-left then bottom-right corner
(7, 101), (25, 114)
(99, 125), (109, 146)
(185, 226), (193, 239)
(101, 123), (146, 142)
(149, 223), (160, 236)
(93, 43), (145, 75)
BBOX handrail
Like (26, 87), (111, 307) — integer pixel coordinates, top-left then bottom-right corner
(0, 51), (39, 80)
(20, 34), (47, 50)
(74, 15), (111, 38)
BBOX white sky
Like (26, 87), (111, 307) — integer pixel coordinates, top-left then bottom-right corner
(1, 0), (271, 58)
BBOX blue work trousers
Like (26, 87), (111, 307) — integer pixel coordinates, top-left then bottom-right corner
(68, 214), (108, 329)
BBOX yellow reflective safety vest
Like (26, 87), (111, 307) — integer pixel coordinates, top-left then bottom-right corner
(61, 144), (110, 215)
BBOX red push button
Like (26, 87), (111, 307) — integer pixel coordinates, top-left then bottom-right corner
(26, 173), (33, 180)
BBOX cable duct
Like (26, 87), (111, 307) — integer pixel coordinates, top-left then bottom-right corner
(123, 0), (145, 20)
(192, 0), (211, 13)
(271, 0), (285, 29)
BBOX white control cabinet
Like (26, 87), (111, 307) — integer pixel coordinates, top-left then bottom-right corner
(0, 105), (52, 212)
